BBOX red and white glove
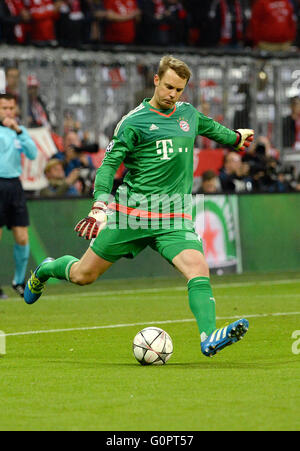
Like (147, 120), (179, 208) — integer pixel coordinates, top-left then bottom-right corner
(74, 201), (108, 240)
(234, 129), (254, 151)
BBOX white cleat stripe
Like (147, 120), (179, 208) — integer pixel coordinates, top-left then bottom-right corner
(216, 328), (222, 341)
(209, 330), (217, 342)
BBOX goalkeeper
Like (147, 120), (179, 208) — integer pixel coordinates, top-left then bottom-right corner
(24, 56), (253, 357)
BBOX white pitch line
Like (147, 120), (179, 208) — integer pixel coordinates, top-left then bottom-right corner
(5, 311), (300, 337)
(52, 277), (300, 297)
(2, 277), (300, 302)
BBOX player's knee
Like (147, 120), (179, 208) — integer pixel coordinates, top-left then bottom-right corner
(72, 276), (95, 286)
(70, 270), (97, 286)
(17, 237), (28, 246)
(69, 260), (99, 286)
(187, 262), (210, 279)
(177, 251), (210, 279)
(12, 227), (29, 246)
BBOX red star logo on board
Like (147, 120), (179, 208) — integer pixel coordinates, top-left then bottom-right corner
(203, 213), (219, 260)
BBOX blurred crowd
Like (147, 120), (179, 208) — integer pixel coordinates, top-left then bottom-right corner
(2, 1), (300, 198)
(1, 0), (300, 51)
(195, 136), (300, 195)
(4, 63), (300, 198)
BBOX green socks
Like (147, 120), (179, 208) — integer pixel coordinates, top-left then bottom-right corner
(37, 260), (216, 341)
(188, 276), (216, 340)
(37, 256), (79, 283)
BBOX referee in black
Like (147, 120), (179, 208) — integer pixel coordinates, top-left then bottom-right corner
(0, 93), (37, 298)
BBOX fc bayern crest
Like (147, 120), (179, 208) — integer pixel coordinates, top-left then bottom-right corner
(179, 120), (190, 132)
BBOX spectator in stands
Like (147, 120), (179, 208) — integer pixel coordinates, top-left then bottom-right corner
(282, 96), (300, 150)
(219, 151), (243, 192)
(55, 130), (96, 194)
(63, 109), (81, 135)
(27, 74), (52, 129)
(199, 170), (221, 194)
(40, 158), (80, 196)
(5, 66), (22, 118)
(289, 0), (300, 48)
(247, 0), (297, 51)
(271, 166), (294, 192)
(188, 0), (244, 48)
(55, 130), (94, 174)
(294, 174), (300, 191)
(139, 0), (188, 46)
(82, 0), (107, 44)
(138, 0), (188, 46)
(103, 0), (140, 44)
(5, 67), (20, 98)
(162, 0), (188, 46)
(55, 0), (86, 47)
(242, 136), (281, 192)
(184, 0), (206, 46)
(0, 0), (31, 44)
(137, 0), (166, 45)
(23, 0), (61, 45)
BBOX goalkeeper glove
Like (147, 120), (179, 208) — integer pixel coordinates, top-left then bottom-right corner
(74, 201), (108, 240)
(234, 129), (254, 151)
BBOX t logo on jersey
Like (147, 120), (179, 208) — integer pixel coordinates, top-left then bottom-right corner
(156, 139), (174, 160)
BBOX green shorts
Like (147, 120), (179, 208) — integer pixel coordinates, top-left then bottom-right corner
(90, 215), (204, 265)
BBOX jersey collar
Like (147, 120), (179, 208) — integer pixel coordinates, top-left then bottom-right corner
(143, 98), (177, 117)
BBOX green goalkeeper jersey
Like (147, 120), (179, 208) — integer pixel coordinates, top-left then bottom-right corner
(94, 98), (237, 217)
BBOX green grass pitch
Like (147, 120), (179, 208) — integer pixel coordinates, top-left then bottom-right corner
(0, 271), (300, 431)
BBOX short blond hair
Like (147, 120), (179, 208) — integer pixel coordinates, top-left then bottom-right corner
(157, 55), (192, 83)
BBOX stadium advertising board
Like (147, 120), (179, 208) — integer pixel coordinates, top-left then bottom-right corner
(193, 195), (242, 274)
(20, 127), (57, 190)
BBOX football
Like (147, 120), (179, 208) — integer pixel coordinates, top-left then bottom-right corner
(132, 327), (173, 365)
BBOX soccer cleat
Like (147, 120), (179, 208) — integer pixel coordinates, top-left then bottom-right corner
(24, 258), (54, 305)
(201, 318), (249, 357)
(12, 282), (25, 298)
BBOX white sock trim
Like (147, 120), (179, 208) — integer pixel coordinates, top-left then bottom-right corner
(65, 259), (79, 282)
